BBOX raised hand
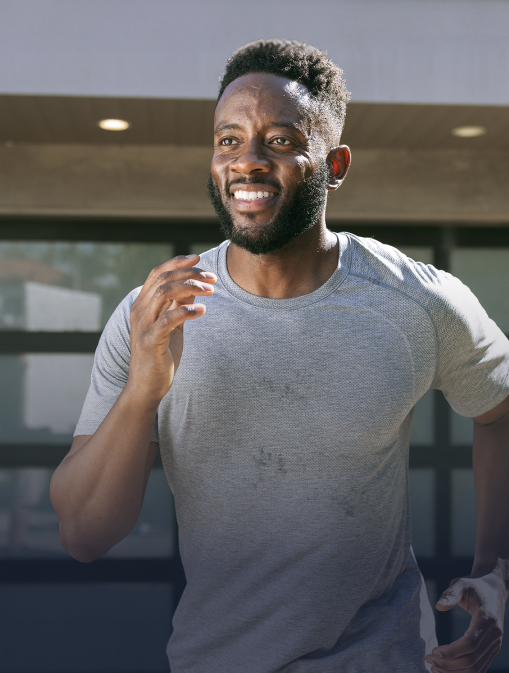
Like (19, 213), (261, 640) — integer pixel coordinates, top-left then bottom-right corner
(425, 559), (509, 673)
(127, 254), (216, 405)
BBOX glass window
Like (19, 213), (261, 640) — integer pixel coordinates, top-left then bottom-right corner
(0, 242), (174, 330)
(409, 469), (435, 557)
(190, 242), (221, 256)
(450, 248), (509, 333)
(1, 583), (173, 672)
(0, 354), (94, 444)
(450, 409), (473, 446)
(451, 469), (476, 557)
(395, 246), (434, 265)
(410, 391), (435, 445)
(0, 468), (174, 559)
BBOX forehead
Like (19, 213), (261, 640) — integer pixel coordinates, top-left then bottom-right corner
(215, 72), (316, 130)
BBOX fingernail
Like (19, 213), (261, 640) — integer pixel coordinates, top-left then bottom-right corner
(185, 254), (199, 258)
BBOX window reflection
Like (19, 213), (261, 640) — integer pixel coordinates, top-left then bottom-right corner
(451, 248), (509, 333)
(0, 242), (174, 330)
(0, 354), (93, 443)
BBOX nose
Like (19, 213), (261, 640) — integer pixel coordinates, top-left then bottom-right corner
(230, 138), (271, 176)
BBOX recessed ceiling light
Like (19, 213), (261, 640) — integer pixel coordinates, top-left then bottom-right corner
(98, 118), (130, 131)
(451, 125), (486, 138)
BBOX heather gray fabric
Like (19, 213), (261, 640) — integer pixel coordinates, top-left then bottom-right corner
(75, 233), (509, 673)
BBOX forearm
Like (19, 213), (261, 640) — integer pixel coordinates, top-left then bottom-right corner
(471, 413), (509, 576)
(49, 384), (159, 562)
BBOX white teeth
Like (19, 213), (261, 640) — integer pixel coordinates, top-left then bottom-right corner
(233, 190), (274, 201)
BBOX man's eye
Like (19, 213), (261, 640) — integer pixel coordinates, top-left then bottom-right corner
(219, 138), (239, 146)
(272, 137), (292, 146)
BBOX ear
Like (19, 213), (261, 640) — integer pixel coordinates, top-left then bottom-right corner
(327, 145), (351, 191)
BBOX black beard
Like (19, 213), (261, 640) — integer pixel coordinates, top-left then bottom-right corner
(206, 161), (329, 255)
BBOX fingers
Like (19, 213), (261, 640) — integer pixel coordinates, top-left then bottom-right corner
(157, 301), (207, 330)
(145, 276), (214, 323)
(137, 254), (201, 302)
(428, 640), (501, 673)
(131, 254), (217, 323)
(426, 610), (503, 671)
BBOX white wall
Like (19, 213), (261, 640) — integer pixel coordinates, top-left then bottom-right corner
(1, 0), (509, 104)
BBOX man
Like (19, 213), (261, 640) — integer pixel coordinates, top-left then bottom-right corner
(50, 40), (509, 672)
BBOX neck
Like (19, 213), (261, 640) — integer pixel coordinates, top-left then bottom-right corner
(226, 222), (339, 299)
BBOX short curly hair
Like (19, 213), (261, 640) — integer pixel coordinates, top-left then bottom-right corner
(217, 39), (350, 147)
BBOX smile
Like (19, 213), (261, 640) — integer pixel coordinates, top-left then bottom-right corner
(233, 190), (275, 201)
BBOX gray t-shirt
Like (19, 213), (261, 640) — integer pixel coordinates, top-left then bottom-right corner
(75, 233), (509, 673)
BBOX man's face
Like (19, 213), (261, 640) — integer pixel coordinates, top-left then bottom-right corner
(208, 73), (330, 255)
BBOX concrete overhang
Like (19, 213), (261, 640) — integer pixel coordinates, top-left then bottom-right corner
(1, 95), (508, 225)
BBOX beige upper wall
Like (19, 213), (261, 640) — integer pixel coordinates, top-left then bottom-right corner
(1, 144), (507, 224)
(1, 0), (509, 105)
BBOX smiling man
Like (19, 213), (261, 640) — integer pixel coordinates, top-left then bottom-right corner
(50, 41), (509, 673)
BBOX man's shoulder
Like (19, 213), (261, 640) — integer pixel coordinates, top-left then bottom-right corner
(344, 233), (453, 306)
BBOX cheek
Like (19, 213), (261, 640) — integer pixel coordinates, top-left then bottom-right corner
(210, 158), (228, 187)
(288, 156), (313, 183)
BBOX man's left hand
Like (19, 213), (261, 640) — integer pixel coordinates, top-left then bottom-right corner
(425, 559), (509, 672)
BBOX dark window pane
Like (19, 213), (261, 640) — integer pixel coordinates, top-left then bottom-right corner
(1, 583), (173, 672)
(409, 468), (435, 557)
(451, 468), (476, 557)
(451, 408), (473, 446)
(410, 390), (434, 445)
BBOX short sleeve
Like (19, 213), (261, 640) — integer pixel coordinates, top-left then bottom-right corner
(430, 271), (509, 418)
(74, 287), (159, 442)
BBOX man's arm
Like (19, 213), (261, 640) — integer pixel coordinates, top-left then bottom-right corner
(49, 254), (216, 562)
(425, 394), (509, 673)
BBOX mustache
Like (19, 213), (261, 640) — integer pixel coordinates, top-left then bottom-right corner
(225, 177), (282, 192)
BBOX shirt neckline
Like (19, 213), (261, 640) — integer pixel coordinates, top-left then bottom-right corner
(215, 232), (351, 310)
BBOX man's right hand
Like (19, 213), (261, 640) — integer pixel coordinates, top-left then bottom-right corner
(128, 254), (216, 404)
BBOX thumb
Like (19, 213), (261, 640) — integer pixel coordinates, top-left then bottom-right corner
(436, 579), (464, 612)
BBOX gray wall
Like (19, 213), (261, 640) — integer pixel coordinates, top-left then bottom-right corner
(1, 0), (509, 104)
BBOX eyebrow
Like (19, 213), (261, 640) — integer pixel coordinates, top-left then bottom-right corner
(214, 120), (307, 136)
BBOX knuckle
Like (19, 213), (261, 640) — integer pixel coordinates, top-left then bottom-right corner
(154, 283), (170, 298)
(149, 264), (165, 279)
(158, 311), (171, 327)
